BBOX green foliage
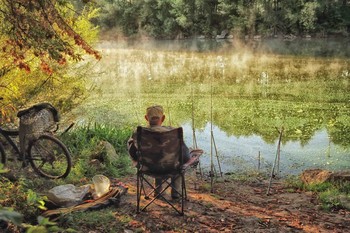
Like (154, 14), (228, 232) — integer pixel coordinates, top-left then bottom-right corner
(23, 216), (75, 233)
(0, 207), (23, 226)
(300, 2), (319, 32)
(305, 182), (334, 193)
(318, 189), (342, 211)
(62, 123), (132, 155)
(283, 175), (305, 192)
(61, 123), (134, 180)
(0, 177), (75, 232)
(0, 1), (100, 116)
(26, 190), (48, 211)
(0, 178), (39, 223)
(62, 208), (121, 232)
(285, 177), (350, 211)
(95, 0), (350, 38)
(0, 0), (100, 68)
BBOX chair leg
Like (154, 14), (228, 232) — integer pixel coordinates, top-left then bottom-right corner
(137, 174), (186, 216)
(181, 174), (185, 215)
(136, 173), (141, 213)
(182, 173), (187, 200)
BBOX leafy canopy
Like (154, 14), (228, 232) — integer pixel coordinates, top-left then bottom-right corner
(0, 0), (101, 73)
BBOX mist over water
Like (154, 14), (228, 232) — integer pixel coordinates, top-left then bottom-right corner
(75, 38), (350, 175)
(98, 37), (350, 58)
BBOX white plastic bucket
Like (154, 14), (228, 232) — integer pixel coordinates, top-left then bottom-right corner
(92, 175), (110, 198)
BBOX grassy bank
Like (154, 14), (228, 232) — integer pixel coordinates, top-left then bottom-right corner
(284, 175), (350, 211)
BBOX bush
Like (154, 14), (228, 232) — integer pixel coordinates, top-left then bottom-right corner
(60, 123), (134, 181)
(284, 176), (350, 211)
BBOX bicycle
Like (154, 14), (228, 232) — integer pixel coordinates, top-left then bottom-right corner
(0, 101), (72, 179)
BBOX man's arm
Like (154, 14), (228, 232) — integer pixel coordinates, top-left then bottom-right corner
(127, 136), (138, 162)
(182, 142), (190, 162)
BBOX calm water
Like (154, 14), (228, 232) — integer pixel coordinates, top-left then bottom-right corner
(182, 123), (350, 176)
(74, 38), (350, 175)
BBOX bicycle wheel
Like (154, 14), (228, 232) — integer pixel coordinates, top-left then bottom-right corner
(28, 134), (71, 179)
(0, 143), (5, 165)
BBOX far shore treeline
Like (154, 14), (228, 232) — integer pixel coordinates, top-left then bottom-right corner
(92, 0), (350, 39)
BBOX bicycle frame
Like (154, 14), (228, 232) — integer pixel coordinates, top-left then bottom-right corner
(0, 127), (22, 159)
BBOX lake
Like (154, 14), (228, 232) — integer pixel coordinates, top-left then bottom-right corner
(73, 38), (350, 176)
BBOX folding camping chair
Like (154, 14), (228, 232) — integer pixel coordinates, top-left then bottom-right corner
(135, 126), (201, 216)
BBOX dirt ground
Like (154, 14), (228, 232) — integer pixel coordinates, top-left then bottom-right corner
(113, 175), (350, 233)
(2, 168), (349, 233)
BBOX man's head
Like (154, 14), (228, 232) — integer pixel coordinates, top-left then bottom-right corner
(145, 105), (165, 126)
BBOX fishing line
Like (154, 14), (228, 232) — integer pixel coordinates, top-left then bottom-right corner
(128, 90), (141, 125)
(166, 99), (172, 126)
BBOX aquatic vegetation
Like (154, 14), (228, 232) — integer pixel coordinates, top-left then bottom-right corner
(73, 41), (350, 174)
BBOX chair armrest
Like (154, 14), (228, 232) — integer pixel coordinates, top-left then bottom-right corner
(181, 149), (203, 170)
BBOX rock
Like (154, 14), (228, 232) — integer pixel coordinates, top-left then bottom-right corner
(102, 141), (119, 165)
(89, 159), (105, 169)
(91, 141), (119, 166)
(300, 169), (350, 185)
(300, 169), (332, 185)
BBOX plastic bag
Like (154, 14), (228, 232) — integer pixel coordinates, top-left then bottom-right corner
(46, 184), (90, 207)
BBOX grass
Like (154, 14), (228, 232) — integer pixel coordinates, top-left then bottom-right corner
(60, 208), (125, 232)
(60, 123), (134, 182)
(284, 175), (350, 211)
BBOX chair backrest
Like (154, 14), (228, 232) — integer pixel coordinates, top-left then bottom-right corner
(136, 126), (183, 174)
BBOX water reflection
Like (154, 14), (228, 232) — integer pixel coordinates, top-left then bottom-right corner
(182, 123), (350, 175)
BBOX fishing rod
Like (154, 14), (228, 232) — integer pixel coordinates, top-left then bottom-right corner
(211, 130), (223, 177)
(210, 78), (215, 193)
(191, 79), (203, 179)
(266, 126), (284, 195)
(209, 68), (224, 193)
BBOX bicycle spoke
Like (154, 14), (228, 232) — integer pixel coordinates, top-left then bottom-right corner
(29, 134), (71, 179)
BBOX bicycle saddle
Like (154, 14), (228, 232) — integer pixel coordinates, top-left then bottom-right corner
(17, 102), (60, 122)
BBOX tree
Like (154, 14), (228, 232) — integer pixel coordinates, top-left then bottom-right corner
(300, 1), (319, 33)
(0, 0), (101, 120)
(0, 0), (100, 73)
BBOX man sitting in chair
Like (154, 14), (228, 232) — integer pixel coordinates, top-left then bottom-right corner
(127, 105), (202, 199)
